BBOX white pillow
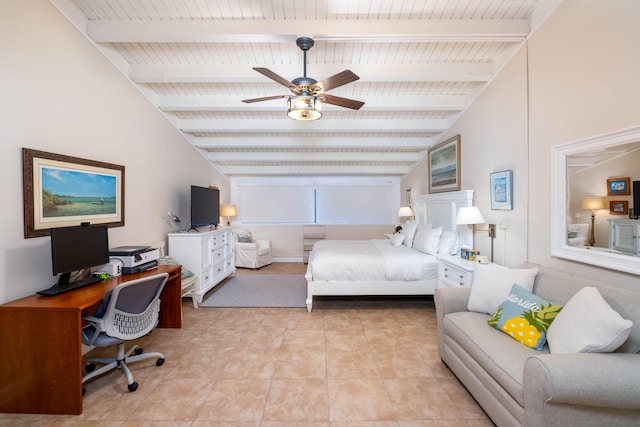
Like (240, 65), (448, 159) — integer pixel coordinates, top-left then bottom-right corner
(438, 230), (458, 255)
(546, 287), (633, 354)
(412, 226), (442, 255)
(467, 264), (539, 314)
(402, 220), (418, 248)
(390, 233), (405, 247)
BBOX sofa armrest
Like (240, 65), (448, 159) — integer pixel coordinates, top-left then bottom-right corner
(524, 353), (640, 425)
(434, 287), (471, 360)
(236, 241), (258, 252)
(434, 287), (471, 316)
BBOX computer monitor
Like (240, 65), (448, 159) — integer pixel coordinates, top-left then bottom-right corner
(50, 224), (110, 285)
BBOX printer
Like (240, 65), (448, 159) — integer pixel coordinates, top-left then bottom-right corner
(108, 246), (160, 274)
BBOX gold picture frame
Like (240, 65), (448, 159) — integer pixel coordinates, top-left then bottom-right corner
(428, 135), (461, 193)
(22, 148), (125, 238)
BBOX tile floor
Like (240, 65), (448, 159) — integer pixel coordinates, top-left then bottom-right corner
(0, 263), (493, 426)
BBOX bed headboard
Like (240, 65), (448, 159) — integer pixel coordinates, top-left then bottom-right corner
(413, 190), (475, 249)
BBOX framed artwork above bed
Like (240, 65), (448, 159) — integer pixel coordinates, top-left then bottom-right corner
(428, 135), (461, 193)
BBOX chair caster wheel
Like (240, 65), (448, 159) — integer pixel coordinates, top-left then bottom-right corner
(85, 363), (96, 373)
(134, 347), (143, 355)
(156, 358), (165, 366)
(128, 382), (138, 392)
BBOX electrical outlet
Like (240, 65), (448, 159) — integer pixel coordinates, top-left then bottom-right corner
(488, 223), (496, 238)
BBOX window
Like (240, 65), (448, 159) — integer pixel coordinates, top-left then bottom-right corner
(234, 179), (397, 224)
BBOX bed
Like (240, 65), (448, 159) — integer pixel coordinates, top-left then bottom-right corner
(304, 190), (475, 311)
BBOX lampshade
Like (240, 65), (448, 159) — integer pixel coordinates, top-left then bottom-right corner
(398, 206), (413, 218)
(581, 197), (605, 210)
(287, 95), (322, 121)
(456, 206), (486, 225)
(220, 204), (237, 217)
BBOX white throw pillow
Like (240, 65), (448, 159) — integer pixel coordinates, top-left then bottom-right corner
(390, 233), (405, 247)
(546, 287), (633, 354)
(467, 264), (539, 314)
(412, 226), (442, 255)
(438, 230), (458, 255)
(402, 220), (419, 248)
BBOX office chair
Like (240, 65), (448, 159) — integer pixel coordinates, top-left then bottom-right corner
(81, 273), (168, 393)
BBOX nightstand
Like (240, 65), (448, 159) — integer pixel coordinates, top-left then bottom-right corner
(437, 255), (477, 288)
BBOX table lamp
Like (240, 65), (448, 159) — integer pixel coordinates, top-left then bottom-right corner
(455, 206), (485, 227)
(581, 196), (605, 246)
(398, 206), (414, 220)
(220, 204), (237, 226)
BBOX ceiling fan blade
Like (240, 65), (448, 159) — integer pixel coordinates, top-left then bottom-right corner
(321, 94), (365, 110)
(242, 95), (289, 104)
(253, 67), (294, 89)
(311, 70), (360, 92)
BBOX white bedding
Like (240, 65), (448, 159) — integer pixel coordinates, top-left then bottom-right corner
(310, 239), (438, 282)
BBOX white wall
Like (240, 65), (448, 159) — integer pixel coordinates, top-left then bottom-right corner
(527, 0), (640, 287)
(403, 47), (529, 267)
(0, 1), (228, 303)
(403, 0), (640, 288)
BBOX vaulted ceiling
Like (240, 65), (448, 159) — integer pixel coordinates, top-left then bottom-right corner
(51, 0), (563, 178)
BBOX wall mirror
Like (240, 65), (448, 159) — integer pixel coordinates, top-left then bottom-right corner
(551, 125), (640, 275)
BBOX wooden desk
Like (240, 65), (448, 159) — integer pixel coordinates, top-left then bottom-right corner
(0, 264), (181, 415)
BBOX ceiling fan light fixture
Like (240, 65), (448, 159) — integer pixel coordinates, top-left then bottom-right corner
(287, 95), (322, 121)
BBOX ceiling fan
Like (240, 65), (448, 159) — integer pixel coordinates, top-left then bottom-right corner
(242, 37), (364, 120)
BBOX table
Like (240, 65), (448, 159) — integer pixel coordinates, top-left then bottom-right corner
(0, 264), (182, 415)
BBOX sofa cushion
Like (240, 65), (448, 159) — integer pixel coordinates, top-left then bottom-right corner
(468, 264), (539, 314)
(547, 286), (633, 354)
(523, 263), (640, 354)
(443, 311), (546, 406)
(489, 284), (562, 350)
(237, 231), (253, 243)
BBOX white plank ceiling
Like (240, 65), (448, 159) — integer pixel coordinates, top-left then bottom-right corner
(51, 0), (563, 178)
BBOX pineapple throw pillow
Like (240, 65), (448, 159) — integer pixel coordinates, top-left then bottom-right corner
(488, 284), (563, 350)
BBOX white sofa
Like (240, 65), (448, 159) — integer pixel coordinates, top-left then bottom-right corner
(435, 263), (640, 427)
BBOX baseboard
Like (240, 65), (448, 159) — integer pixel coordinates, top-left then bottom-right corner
(271, 256), (304, 263)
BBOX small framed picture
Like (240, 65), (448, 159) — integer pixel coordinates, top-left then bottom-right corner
(490, 170), (513, 210)
(607, 177), (630, 196)
(609, 200), (628, 215)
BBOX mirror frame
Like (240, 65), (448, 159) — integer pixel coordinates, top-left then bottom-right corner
(551, 125), (640, 275)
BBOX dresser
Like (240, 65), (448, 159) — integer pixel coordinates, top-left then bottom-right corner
(168, 228), (235, 303)
(303, 225), (326, 263)
(608, 219), (640, 255)
(437, 254), (477, 288)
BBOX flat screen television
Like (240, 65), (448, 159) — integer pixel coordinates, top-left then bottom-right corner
(50, 224), (110, 285)
(191, 185), (220, 227)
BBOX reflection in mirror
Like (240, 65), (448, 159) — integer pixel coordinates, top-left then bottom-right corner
(551, 125), (640, 275)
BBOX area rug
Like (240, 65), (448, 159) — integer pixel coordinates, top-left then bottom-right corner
(200, 274), (307, 308)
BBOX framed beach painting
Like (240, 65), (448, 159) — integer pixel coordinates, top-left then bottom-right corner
(490, 170), (513, 210)
(606, 177), (630, 196)
(428, 135), (461, 193)
(22, 148), (125, 238)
